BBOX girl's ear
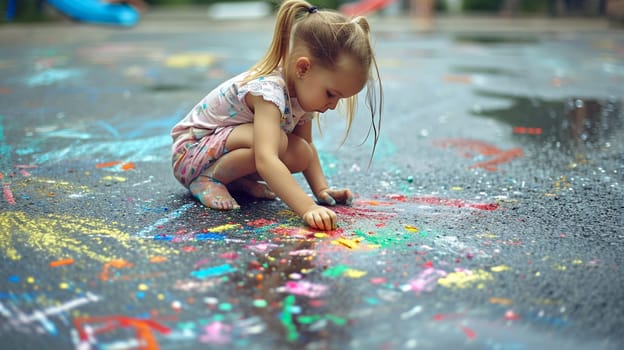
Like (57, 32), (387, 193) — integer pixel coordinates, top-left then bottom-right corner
(295, 57), (312, 78)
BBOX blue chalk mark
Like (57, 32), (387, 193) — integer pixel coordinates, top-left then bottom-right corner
(195, 233), (225, 241)
(8, 275), (20, 283)
(95, 121), (122, 139)
(191, 264), (236, 279)
(136, 203), (194, 238)
(34, 134), (170, 165)
(26, 68), (80, 87)
(0, 115), (12, 171)
(153, 234), (172, 241)
(118, 109), (185, 139)
(153, 232), (225, 241)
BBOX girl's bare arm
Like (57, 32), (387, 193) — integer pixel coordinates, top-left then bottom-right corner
(294, 117), (353, 206)
(249, 95), (337, 230)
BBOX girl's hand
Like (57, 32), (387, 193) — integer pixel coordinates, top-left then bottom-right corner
(316, 188), (354, 206)
(302, 205), (338, 231)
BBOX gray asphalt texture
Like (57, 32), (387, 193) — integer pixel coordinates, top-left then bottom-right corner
(0, 10), (623, 350)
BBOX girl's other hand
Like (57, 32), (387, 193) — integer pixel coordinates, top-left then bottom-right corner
(316, 188), (353, 206)
(303, 205), (338, 231)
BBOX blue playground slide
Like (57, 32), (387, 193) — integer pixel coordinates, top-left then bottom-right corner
(5, 0), (140, 27)
(47, 0), (140, 26)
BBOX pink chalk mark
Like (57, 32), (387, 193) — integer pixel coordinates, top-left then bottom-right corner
(199, 321), (232, 344)
(461, 325), (477, 339)
(246, 218), (277, 227)
(246, 243), (279, 253)
(410, 268), (447, 293)
(280, 280), (328, 298)
(194, 258), (212, 269)
(384, 195), (499, 211)
(3, 183), (16, 205)
(333, 205), (396, 222)
(370, 277), (387, 285)
(219, 252), (239, 260)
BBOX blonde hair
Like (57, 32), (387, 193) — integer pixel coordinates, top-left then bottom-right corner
(247, 0), (383, 163)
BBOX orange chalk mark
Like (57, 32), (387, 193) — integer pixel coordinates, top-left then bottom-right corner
(434, 139), (503, 157)
(434, 139), (524, 172)
(74, 315), (171, 350)
(50, 258), (75, 268)
(469, 148), (524, 172)
(121, 162), (136, 170)
(100, 259), (134, 281)
(513, 126), (543, 135)
(96, 161), (122, 168)
(149, 256), (168, 263)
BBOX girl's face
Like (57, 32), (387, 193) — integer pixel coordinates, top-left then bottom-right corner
(291, 55), (366, 114)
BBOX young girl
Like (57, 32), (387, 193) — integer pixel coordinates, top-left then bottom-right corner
(171, 0), (382, 231)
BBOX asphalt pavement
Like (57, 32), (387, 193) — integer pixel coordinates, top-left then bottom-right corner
(0, 8), (623, 350)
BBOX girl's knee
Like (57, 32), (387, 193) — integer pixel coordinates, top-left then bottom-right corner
(283, 134), (312, 172)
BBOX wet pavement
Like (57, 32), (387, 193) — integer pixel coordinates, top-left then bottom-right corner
(1, 12), (623, 350)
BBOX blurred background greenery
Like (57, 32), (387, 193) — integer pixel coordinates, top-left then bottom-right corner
(0, 0), (610, 23)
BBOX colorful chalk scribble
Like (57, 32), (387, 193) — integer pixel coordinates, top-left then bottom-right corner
(1, 15), (622, 350)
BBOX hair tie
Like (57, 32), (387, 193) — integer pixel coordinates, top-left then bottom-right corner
(308, 6), (318, 14)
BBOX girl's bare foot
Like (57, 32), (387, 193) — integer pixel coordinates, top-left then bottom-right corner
(229, 177), (277, 200)
(189, 175), (240, 210)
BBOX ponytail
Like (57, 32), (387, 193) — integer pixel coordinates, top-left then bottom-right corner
(245, 0), (314, 82)
(245, 0), (383, 167)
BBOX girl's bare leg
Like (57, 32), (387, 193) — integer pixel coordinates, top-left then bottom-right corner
(229, 176), (277, 199)
(189, 174), (239, 210)
(190, 123), (309, 209)
(189, 147), (255, 210)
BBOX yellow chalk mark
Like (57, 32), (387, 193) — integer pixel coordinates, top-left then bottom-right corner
(333, 238), (359, 249)
(491, 265), (511, 272)
(489, 297), (513, 305)
(28, 177), (91, 198)
(572, 259), (583, 265)
(476, 232), (498, 239)
(207, 223), (242, 232)
(101, 175), (126, 182)
(404, 225), (419, 233)
(0, 211), (177, 262)
(438, 269), (493, 289)
(165, 53), (216, 68)
(344, 269), (367, 278)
